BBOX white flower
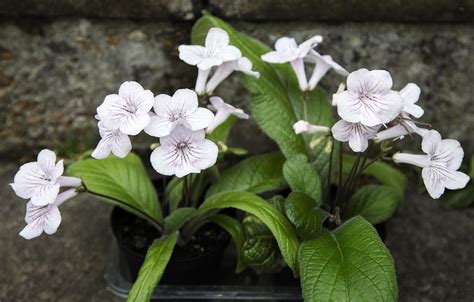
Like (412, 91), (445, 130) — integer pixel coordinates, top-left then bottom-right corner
(19, 188), (78, 240)
(145, 89), (214, 137)
(92, 121), (132, 159)
(293, 120), (330, 135)
(206, 96), (249, 133)
(205, 57), (260, 94)
(150, 126), (218, 178)
(400, 83), (424, 118)
(261, 35), (322, 91)
(374, 83), (426, 142)
(374, 121), (429, 142)
(178, 28), (242, 95)
(306, 50), (349, 90)
(331, 119), (381, 152)
(96, 81), (154, 135)
(393, 130), (469, 199)
(333, 68), (403, 127)
(11, 149), (82, 206)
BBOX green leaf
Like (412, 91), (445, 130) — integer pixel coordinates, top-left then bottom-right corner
(343, 185), (400, 224)
(207, 115), (237, 143)
(285, 192), (328, 240)
(299, 216), (398, 302)
(206, 152), (287, 198)
(192, 14), (306, 158)
(126, 233), (178, 302)
(67, 153), (162, 225)
(283, 154), (322, 204)
(164, 207), (197, 234)
(197, 191), (300, 274)
(343, 154), (407, 197)
(209, 214), (247, 273)
(165, 177), (183, 213)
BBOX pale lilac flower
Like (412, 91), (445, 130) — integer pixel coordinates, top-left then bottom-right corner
(205, 57), (260, 94)
(11, 149), (82, 206)
(178, 28), (242, 95)
(293, 120), (330, 135)
(261, 35), (322, 91)
(374, 83), (426, 142)
(19, 188), (78, 240)
(206, 96), (249, 133)
(306, 50), (349, 90)
(92, 121), (132, 159)
(145, 89), (214, 137)
(96, 81), (154, 135)
(150, 126), (218, 178)
(331, 119), (381, 152)
(333, 68), (403, 127)
(393, 130), (469, 199)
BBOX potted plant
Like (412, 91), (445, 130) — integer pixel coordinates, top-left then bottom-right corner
(9, 12), (470, 302)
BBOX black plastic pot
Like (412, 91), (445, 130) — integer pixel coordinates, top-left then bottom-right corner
(111, 206), (230, 284)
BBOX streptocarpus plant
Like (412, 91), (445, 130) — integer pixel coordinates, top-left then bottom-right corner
(9, 12), (470, 302)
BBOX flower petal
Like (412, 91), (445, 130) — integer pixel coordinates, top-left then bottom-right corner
(185, 107), (215, 131)
(37, 149), (56, 175)
(31, 183), (60, 206)
(119, 113), (150, 135)
(19, 224), (43, 240)
(178, 45), (206, 66)
(42, 206), (62, 235)
(421, 130), (442, 155)
(144, 114), (175, 138)
(205, 28), (230, 49)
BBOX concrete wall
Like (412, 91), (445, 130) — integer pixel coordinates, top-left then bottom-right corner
(0, 1), (472, 161)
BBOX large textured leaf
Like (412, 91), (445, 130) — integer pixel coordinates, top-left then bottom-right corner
(197, 191), (300, 274)
(206, 152), (286, 198)
(192, 13), (306, 158)
(241, 214), (283, 273)
(164, 207), (197, 234)
(67, 153), (162, 225)
(285, 192), (328, 239)
(343, 185), (400, 224)
(343, 154), (407, 197)
(209, 214), (247, 273)
(126, 233), (178, 302)
(299, 217), (398, 302)
(283, 154), (322, 204)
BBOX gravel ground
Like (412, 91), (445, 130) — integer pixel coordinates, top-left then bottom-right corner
(0, 164), (473, 301)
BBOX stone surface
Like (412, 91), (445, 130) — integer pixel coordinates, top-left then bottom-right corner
(0, 0), (197, 20)
(209, 0), (474, 22)
(1, 165), (473, 301)
(0, 19), (472, 161)
(1, 0), (473, 22)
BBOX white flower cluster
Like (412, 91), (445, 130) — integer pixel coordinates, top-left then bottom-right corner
(10, 149), (81, 239)
(261, 35), (348, 91)
(93, 28), (252, 178)
(284, 61), (469, 199)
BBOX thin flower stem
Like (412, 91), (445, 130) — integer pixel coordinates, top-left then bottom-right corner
(303, 90), (309, 121)
(327, 138), (334, 205)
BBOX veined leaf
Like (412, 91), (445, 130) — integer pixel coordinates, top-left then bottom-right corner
(283, 154), (322, 204)
(197, 191), (300, 274)
(126, 233), (178, 302)
(343, 185), (400, 224)
(299, 216), (398, 302)
(206, 152), (287, 198)
(285, 192), (328, 239)
(67, 153), (162, 225)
